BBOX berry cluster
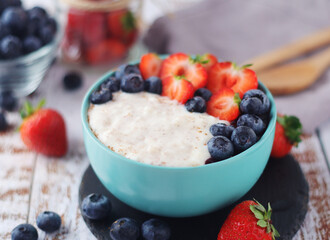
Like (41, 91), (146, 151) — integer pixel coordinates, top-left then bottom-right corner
(0, 1), (57, 60)
(81, 193), (171, 240)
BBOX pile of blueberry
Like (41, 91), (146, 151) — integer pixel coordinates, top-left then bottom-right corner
(206, 89), (271, 164)
(90, 64), (162, 104)
(81, 193), (171, 240)
(0, 0), (57, 60)
(11, 211), (61, 240)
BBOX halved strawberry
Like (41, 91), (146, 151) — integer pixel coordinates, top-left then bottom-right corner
(201, 53), (217, 72)
(160, 53), (207, 90)
(139, 53), (163, 80)
(207, 62), (258, 98)
(162, 75), (194, 104)
(207, 88), (241, 121)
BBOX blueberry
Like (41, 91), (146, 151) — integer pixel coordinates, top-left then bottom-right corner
(144, 76), (162, 94)
(115, 64), (140, 80)
(27, 6), (47, 22)
(90, 88), (112, 104)
(209, 123), (235, 138)
(207, 136), (234, 161)
(1, 7), (27, 36)
(241, 89), (270, 115)
(23, 36), (42, 54)
(6, 0), (22, 8)
(0, 35), (22, 59)
(231, 126), (257, 153)
(141, 218), (171, 240)
(0, 91), (17, 111)
(38, 25), (55, 45)
(81, 193), (112, 220)
(121, 73), (144, 93)
(110, 217), (140, 240)
(205, 158), (215, 165)
(0, 23), (10, 39)
(0, 111), (8, 131)
(43, 17), (57, 33)
(194, 88), (212, 101)
(185, 96), (206, 113)
(11, 223), (38, 240)
(63, 71), (83, 91)
(101, 76), (120, 92)
(237, 114), (265, 136)
(36, 211), (61, 233)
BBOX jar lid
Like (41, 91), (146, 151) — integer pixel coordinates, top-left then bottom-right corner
(61, 0), (132, 11)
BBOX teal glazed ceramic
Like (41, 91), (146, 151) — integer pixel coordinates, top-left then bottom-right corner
(81, 60), (276, 217)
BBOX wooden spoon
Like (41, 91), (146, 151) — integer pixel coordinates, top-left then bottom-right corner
(257, 46), (330, 95)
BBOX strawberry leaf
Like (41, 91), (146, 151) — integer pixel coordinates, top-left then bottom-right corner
(250, 205), (264, 219)
(234, 93), (241, 106)
(121, 11), (135, 32)
(277, 115), (302, 144)
(272, 225), (280, 237)
(241, 63), (253, 69)
(257, 219), (267, 228)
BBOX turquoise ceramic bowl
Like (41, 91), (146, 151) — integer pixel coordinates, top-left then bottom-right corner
(81, 61), (276, 217)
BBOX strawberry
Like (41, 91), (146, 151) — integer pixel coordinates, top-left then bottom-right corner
(82, 12), (106, 46)
(162, 75), (194, 104)
(207, 62), (258, 98)
(20, 100), (68, 157)
(200, 53), (217, 72)
(271, 114), (302, 158)
(160, 53), (207, 90)
(218, 200), (280, 240)
(207, 88), (241, 121)
(139, 53), (163, 80)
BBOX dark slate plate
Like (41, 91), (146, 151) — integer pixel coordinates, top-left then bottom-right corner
(78, 155), (309, 240)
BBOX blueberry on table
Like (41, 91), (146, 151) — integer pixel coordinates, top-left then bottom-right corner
(101, 76), (121, 92)
(241, 89), (270, 115)
(63, 71), (83, 91)
(144, 76), (162, 95)
(115, 64), (141, 80)
(23, 36), (42, 54)
(237, 114), (265, 136)
(142, 218), (171, 240)
(209, 123), (235, 138)
(185, 96), (207, 113)
(90, 88), (112, 104)
(0, 35), (22, 59)
(36, 211), (61, 233)
(11, 223), (38, 240)
(121, 73), (144, 93)
(207, 136), (234, 161)
(231, 126), (257, 152)
(1, 7), (27, 36)
(81, 193), (112, 220)
(0, 91), (17, 111)
(110, 217), (140, 240)
(0, 111), (8, 131)
(194, 88), (212, 101)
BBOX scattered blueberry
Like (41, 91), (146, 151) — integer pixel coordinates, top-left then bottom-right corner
(101, 76), (121, 92)
(144, 76), (162, 94)
(23, 36), (42, 54)
(194, 88), (212, 101)
(237, 114), (265, 136)
(90, 88), (112, 105)
(36, 211), (61, 233)
(81, 193), (112, 220)
(115, 64), (140, 80)
(11, 223), (38, 240)
(38, 25), (55, 45)
(1, 7), (27, 36)
(209, 123), (235, 138)
(121, 73), (144, 93)
(63, 71), (83, 91)
(185, 96), (206, 113)
(231, 126), (257, 153)
(207, 136), (234, 161)
(0, 111), (8, 131)
(0, 91), (17, 111)
(0, 35), (22, 59)
(0, 22), (10, 39)
(141, 218), (171, 240)
(110, 217), (140, 240)
(240, 89), (270, 115)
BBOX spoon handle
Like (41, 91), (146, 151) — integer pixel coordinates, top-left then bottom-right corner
(310, 46), (330, 71)
(246, 28), (330, 72)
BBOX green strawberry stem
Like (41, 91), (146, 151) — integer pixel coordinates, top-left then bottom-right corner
(277, 115), (302, 145)
(121, 11), (136, 32)
(20, 99), (46, 119)
(190, 55), (209, 65)
(232, 62), (253, 70)
(250, 199), (280, 240)
(234, 93), (241, 106)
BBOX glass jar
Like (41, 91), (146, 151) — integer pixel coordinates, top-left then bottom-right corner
(61, 0), (139, 65)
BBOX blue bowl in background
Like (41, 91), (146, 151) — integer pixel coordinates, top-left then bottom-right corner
(81, 60), (276, 217)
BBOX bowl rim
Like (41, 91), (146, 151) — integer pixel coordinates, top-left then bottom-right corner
(81, 57), (277, 170)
